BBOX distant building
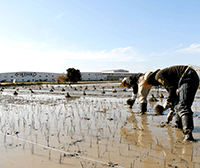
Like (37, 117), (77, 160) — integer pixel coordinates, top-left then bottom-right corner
(0, 72), (65, 83)
(1, 66), (199, 83)
(102, 69), (129, 73)
(81, 72), (107, 81)
(0, 69), (133, 82)
(81, 69), (134, 81)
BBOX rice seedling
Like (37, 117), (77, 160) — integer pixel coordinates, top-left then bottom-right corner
(0, 84), (197, 168)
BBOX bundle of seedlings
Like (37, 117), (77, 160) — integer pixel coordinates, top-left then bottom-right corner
(126, 99), (135, 108)
(155, 104), (164, 115)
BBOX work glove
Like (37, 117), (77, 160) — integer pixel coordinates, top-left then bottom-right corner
(166, 109), (174, 124)
(131, 94), (137, 106)
(132, 94), (137, 101)
(163, 101), (172, 111)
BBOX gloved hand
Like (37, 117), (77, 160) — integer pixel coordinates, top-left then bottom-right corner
(132, 94), (137, 100)
(163, 101), (172, 111)
(131, 98), (136, 105)
(166, 109), (174, 124)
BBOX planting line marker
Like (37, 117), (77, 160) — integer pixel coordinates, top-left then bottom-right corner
(1, 133), (124, 168)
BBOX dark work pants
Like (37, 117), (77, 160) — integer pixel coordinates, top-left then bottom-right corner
(174, 68), (199, 130)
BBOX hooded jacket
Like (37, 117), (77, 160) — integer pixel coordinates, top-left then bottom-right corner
(155, 65), (188, 103)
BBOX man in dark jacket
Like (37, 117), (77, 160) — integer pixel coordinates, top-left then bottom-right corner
(144, 65), (199, 141)
(120, 71), (152, 115)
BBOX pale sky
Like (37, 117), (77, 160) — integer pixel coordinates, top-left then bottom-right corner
(0, 0), (200, 73)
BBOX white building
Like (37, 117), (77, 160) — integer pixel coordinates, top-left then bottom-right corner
(102, 69), (129, 73)
(0, 70), (132, 82)
(0, 66), (199, 83)
(81, 72), (107, 81)
(0, 72), (65, 83)
(81, 69), (133, 81)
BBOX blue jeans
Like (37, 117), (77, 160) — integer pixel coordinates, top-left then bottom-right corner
(175, 68), (199, 117)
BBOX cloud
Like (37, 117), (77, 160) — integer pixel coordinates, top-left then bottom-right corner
(50, 46), (144, 62)
(148, 43), (200, 59)
(0, 41), (147, 73)
(176, 44), (200, 54)
(0, 41), (144, 62)
(173, 44), (183, 49)
(54, 13), (65, 20)
(111, 47), (132, 53)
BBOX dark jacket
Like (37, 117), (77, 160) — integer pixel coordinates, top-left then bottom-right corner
(155, 65), (188, 103)
(126, 73), (144, 94)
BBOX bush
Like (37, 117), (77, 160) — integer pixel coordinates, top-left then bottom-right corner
(66, 68), (81, 83)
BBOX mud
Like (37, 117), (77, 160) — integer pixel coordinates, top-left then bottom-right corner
(0, 84), (200, 168)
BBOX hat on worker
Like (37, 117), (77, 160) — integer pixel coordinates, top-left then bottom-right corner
(143, 69), (160, 90)
(120, 78), (131, 88)
(144, 71), (153, 80)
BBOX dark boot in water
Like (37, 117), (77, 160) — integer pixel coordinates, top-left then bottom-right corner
(140, 103), (147, 115)
(174, 113), (182, 130)
(183, 130), (196, 141)
(181, 114), (196, 141)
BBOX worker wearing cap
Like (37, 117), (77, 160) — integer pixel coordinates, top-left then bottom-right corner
(120, 71), (153, 115)
(144, 65), (199, 141)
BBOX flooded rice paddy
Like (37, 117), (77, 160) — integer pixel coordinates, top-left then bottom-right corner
(0, 83), (200, 168)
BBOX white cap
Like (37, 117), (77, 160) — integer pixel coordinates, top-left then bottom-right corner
(122, 77), (127, 82)
(144, 71), (153, 79)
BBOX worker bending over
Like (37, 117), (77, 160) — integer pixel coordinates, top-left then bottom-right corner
(144, 65), (199, 141)
(120, 71), (153, 115)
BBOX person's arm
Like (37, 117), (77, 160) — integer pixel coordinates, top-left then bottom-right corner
(156, 72), (177, 110)
(166, 86), (177, 104)
(131, 85), (138, 101)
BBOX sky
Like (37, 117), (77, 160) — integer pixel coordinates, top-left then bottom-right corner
(0, 0), (200, 74)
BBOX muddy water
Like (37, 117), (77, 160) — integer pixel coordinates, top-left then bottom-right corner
(0, 84), (199, 168)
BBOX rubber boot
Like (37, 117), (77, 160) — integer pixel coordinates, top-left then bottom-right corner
(181, 114), (195, 141)
(174, 113), (182, 130)
(140, 103), (147, 115)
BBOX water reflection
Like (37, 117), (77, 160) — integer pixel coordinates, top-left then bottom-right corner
(120, 109), (199, 168)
